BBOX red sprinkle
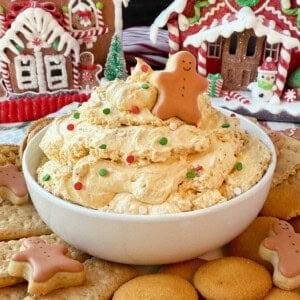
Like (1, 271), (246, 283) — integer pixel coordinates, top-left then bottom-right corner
(141, 64), (148, 72)
(126, 155), (135, 164)
(67, 124), (75, 131)
(130, 105), (140, 114)
(194, 165), (203, 172)
(74, 182), (83, 190)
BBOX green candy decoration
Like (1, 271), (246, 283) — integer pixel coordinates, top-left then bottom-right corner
(0, 6), (4, 14)
(61, 6), (68, 13)
(188, 1), (210, 24)
(235, 0), (260, 7)
(52, 39), (60, 51)
(96, 2), (104, 10)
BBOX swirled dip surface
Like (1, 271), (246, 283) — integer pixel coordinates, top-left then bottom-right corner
(37, 62), (271, 214)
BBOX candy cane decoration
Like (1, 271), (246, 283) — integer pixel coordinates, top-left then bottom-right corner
(72, 51), (80, 89)
(197, 42), (207, 76)
(224, 91), (251, 104)
(275, 31), (292, 97)
(0, 60), (12, 93)
(0, 6), (5, 37)
(167, 19), (180, 54)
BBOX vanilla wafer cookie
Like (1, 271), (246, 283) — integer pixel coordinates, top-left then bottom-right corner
(0, 234), (89, 288)
(0, 203), (52, 241)
(24, 257), (138, 299)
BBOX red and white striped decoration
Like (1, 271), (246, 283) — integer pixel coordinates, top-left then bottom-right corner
(275, 42), (292, 97)
(70, 27), (108, 39)
(0, 60), (12, 93)
(71, 51), (80, 89)
(0, 11), (5, 37)
(197, 42), (207, 77)
(224, 91), (251, 104)
(97, 7), (105, 27)
(167, 20), (180, 54)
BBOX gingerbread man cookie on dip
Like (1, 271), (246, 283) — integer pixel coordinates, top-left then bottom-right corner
(150, 51), (208, 125)
(259, 220), (300, 291)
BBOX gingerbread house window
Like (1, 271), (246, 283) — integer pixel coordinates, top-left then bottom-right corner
(15, 55), (38, 90)
(264, 43), (279, 62)
(44, 55), (68, 90)
(246, 36), (257, 56)
(207, 37), (222, 58)
(229, 33), (238, 55)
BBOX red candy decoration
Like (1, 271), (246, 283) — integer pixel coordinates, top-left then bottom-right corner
(67, 124), (75, 131)
(194, 165), (203, 172)
(74, 182), (83, 190)
(130, 105), (140, 114)
(141, 64), (149, 72)
(126, 155), (135, 164)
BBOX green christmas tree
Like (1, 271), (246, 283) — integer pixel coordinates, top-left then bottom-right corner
(104, 33), (128, 81)
(288, 67), (300, 89)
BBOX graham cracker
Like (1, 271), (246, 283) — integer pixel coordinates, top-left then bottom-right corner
(0, 203), (52, 241)
(0, 144), (21, 169)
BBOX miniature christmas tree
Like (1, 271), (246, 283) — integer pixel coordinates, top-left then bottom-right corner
(288, 67), (300, 89)
(104, 33), (127, 81)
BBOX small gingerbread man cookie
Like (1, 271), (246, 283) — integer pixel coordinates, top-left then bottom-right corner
(259, 220), (300, 290)
(8, 237), (85, 296)
(0, 164), (28, 205)
(150, 51), (208, 125)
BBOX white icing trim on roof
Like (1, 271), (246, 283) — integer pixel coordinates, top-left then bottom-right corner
(150, 0), (188, 44)
(0, 8), (80, 63)
(184, 7), (300, 51)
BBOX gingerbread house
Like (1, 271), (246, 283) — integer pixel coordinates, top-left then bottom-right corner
(0, 0), (129, 97)
(150, 0), (300, 97)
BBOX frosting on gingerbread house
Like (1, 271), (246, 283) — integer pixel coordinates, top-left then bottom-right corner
(150, 0), (300, 99)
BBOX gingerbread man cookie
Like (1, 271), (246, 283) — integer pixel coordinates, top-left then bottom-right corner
(8, 237), (85, 295)
(150, 51), (208, 125)
(0, 164), (28, 205)
(79, 52), (102, 90)
(259, 220), (300, 290)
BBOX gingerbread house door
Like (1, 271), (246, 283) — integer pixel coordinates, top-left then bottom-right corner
(221, 29), (264, 90)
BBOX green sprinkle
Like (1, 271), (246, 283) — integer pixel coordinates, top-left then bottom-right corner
(102, 108), (111, 115)
(96, 1), (104, 9)
(159, 137), (168, 146)
(0, 6), (4, 14)
(222, 123), (230, 128)
(61, 6), (68, 13)
(141, 83), (149, 89)
(236, 162), (243, 171)
(99, 168), (108, 176)
(186, 171), (196, 179)
(99, 144), (107, 150)
(78, 103), (82, 107)
(43, 174), (51, 181)
(73, 112), (80, 119)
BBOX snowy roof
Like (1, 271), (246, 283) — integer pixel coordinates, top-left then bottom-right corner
(184, 7), (300, 50)
(150, 0), (188, 44)
(0, 7), (80, 63)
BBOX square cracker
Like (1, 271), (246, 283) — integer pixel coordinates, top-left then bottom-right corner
(0, 203), (52, 241)
(23, 257), (137, 299)
(0, 234), (89, 288)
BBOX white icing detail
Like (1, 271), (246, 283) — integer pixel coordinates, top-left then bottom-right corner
(69, 0), (98, 28)
(225, 0), (271, 14)
(0, 8), (80, 64)
(178, 14), (189, 31)
(196, 2), (225, 27)
(184, 7), (300, 51)
(150, 0), (187, 44)
(44, 55), (68, 90)
(15, 55), (38, 90)
(35, 51), (47, 92)
(281, 0), (291, 9)
(113, 0), (130, 39)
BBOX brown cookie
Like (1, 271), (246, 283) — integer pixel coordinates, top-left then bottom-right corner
(159, 258), (206, 282)
(113, 273), (198, 300)
(193, 257), (272, 299)
(263, 287), (300, 299)
(150, 51), (208, 125)
(227, 216), (278, 269)
(19, 117), (54, 161)
(260, 169), (300, 220)
(259, 220), (300, 290)
(8, 237), (85, 296)
(0, 144), (20, 169)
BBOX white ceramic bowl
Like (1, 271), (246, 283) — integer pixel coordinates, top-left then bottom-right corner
(23, 110), (276, 265)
